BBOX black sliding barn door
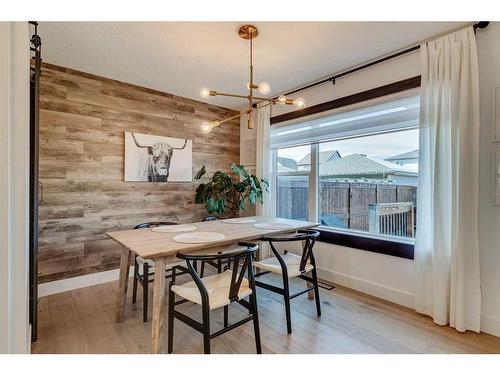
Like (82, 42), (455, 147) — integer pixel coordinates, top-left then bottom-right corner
(29, 21), (41, 343)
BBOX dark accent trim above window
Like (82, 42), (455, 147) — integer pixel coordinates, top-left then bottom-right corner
(318, 228), (415, 260)
(270, 75), (421, 125)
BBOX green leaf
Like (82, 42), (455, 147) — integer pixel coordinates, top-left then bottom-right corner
(230, 163), (250, 180)
(249, 190), (257, 205)
(260, 177), (269, 192)
(216, 199), (225, 214)
(234, 182), (247, 193)
(206, 197), (217, 214)
(195, 183), (206, 203)
(212, 171), (232, 191)
(194, 165), (207, 180)
(239, 199), (246, 211)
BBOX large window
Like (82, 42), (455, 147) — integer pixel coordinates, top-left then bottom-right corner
(271, 94), (419, 244)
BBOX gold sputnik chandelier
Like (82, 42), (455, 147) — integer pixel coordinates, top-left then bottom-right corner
(200, 24), (305, 133)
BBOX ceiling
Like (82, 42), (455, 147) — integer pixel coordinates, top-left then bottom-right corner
(39, 22), (468, 109)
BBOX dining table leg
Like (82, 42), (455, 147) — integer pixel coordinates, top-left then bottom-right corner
(151, 257), (166, 354)
(307, 274), (314, 300)
(115, 247), (132, 322)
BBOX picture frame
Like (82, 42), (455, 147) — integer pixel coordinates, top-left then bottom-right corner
(493, 87), (500, 142)
(124, 132), (193, 182)
(492, 148), (500, 205)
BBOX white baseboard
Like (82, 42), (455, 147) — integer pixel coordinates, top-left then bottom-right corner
(317, 267), (415, 309)
(38, 267), (133, 297)
(481, 313), (500, 337)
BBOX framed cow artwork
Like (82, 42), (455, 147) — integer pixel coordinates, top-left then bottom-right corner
(124, 132), (193, 182)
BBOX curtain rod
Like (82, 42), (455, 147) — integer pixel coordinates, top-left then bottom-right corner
(276, 21), (489, 98)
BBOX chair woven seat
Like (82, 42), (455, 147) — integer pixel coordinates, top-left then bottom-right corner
(171, 270), (252, 310)
(254, 252), (314, 278)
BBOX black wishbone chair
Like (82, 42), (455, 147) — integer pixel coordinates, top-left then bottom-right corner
(168, 242), (261, 354)
(132, 221), (186, 323)
(254, 229), (321, 334)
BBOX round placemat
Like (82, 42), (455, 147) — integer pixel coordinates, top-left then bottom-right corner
(221, 218), (257, 224)
(253, 223), (293, 230)
(151, 225), (197, 233)
(172, 231), (226, 244)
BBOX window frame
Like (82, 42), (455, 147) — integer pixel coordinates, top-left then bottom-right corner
(270, 77), (421, 260)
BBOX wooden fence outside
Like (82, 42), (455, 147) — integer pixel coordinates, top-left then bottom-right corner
(276, 179), (417, 237)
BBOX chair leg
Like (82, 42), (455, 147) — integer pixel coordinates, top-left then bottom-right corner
(312, 267), (321, 317)
(132, 257), (138, 304)
(202, 305), (211, 354)
(250, 294), (262, 354)
(142, 263), (149, 323)
(283, 276), (292, 334)
(223, 305), (228, 328)
(167, 286), (175, 354)
(200, 261), (205, 278)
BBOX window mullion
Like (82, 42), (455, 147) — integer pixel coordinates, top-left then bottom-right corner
(270, 149), (277, 217)
(309, 143), (319, 222)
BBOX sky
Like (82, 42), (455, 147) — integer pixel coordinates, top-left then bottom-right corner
(277, 128), (419, 162)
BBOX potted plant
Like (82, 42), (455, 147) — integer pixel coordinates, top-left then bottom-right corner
(194, 163), (269, 218)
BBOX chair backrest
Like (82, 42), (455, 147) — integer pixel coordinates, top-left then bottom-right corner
(133, 221), (177, 229)
(201, 216), (217, 222)
(177, 242), (258, 303)
(261, 229), (320, 274)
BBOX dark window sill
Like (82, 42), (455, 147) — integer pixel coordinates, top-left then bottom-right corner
(317, 228), (414, 260)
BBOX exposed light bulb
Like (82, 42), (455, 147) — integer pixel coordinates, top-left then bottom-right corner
(294, 97), (306, 108)
(200, 88), (210, 98)
(278, 95), (287, 104)
(258, 82), (271, 95)
(201, 122), (212, 133)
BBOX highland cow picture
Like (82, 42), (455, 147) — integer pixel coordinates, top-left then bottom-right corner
(124, 132), (192, 182)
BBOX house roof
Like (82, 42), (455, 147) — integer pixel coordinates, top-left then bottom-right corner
(319, 154), (418, 178)
(277, 157), (297, 170)
(277, 164), (296, 173)
(297, 150), (340, 166)
(384, 149), (419, 162)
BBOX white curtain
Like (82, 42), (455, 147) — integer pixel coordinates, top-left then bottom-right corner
(415, 26), (481, 332)
(254, 106), (272, 217)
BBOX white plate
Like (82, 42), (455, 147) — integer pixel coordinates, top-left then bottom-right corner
(151, 225), (197, 233)
(253, 223), (293, 230)
(221, 218), (257, 224)
(172, 231), (226, 244)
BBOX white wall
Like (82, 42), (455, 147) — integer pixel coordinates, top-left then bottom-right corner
(0, 22), (31, 353)
(241, 23), (500, 336)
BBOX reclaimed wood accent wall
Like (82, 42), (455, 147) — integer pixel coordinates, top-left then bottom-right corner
(38, 63), (240, 283)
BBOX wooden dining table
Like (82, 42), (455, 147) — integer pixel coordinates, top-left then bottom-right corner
(107, 216), (319, 353)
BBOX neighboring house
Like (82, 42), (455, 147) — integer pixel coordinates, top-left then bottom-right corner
(297, 150), (340, 170)
(384, 149), (419, 166)
(319, 153), (418, 186)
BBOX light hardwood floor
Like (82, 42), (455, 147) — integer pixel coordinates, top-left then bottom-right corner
(32, 275), (500, 354)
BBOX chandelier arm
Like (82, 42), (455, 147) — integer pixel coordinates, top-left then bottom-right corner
(211, 91), (272, 101)
(215, 111), (247, 126)
(216, 99), (275, 127)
